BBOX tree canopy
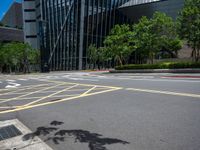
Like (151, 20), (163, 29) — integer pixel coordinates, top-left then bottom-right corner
(100, 12), (182, 66)
(178, 0), (200, 61)
(87, 12), (185, 69)
(0, 42), (40, 73)
(103, 24), (135, 65)
(133, 12), (182, 63)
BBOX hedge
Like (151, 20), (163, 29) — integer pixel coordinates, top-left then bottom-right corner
(115, 62), (200, 70)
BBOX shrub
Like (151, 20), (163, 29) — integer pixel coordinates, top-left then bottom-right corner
(115, 62), (200, 70)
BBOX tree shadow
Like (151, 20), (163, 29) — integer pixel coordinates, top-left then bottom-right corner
(54, 129), (129, 150)
(22, 126), (58, 140)
(22, 120), (129, 150)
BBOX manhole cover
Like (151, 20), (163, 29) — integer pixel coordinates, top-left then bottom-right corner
(0, 125), (22, 141)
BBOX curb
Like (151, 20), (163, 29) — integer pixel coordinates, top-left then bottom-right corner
(109, 69), (200, 73)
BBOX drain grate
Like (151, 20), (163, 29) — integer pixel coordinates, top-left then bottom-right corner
(0, 125), (22, 141)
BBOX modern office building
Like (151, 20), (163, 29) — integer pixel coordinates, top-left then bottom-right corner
(23, 0), (184, 71)
(1, 2), (23, 29)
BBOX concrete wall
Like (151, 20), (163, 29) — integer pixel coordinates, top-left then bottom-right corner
(22, 0), (38, 49)
(0, 27), (24, 42)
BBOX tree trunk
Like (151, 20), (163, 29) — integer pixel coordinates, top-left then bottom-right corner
(93, 62), (96, 70)
(192, 42), (197, 62)
(149, 52), (154, 64)
(89, 61), (91, 69)
(196, 48), (200, 62)
(0, 65), (3, 73)
(118, 56), (123, 66)
(9, 66), (12, 73)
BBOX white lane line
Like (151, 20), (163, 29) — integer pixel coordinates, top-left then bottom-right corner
(29, 77), (39, 80)
(120, 76), (155, 79)
(6, 82), (21, 88)
(6, 80), (16, 82)
(126, 88), (200, 98)
(63, 75), (99, 81)
(69, 77), (99, 81)
(114, 77), (200, 83)
(18, 79), (28, 81)
(70, 75), (200, 83)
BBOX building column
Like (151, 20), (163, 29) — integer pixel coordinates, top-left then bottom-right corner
(79, 0), (85, 70)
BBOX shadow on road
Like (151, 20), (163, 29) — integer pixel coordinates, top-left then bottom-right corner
(22, 121), (129, 150)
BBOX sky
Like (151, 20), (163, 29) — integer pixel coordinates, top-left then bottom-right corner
(0, 0), (22, 20)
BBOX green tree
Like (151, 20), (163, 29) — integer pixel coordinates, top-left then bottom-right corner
(104, 24), (135, 66)
(0, 42), (19, 72)
(97, 47), (110, 63)
(96, 47), (112, 69)
(178, 0), (200, 62)
(152, 12), (182, 58)
(133, 16), (157, 63)
(87, 44), (98, 69)
(0, 43), (5, 72)
(0, 42), (40, 73)
(133, 12), (182, 63)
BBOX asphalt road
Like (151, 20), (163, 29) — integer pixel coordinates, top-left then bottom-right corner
(0, 71), (200, 150)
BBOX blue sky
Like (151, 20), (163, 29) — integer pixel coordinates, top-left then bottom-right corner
(0, 0), (22, 20)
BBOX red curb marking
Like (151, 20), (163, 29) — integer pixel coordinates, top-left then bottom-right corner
(162, 76), (200, 79)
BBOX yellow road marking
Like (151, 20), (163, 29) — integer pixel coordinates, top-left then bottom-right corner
(65, 89), (91, 92)
(38, 79), (121, 89)
(90, 87), (114, 90)
(24, 84), (79, 106)
(0, 79), (122, 114)
(0, 94), (80, 101)
(0, 84), (49, 96)
(0, 83), (64, 104)
(81, 86), (97, 96)
(0, 86), (121, 114)
(0, 106), (17, 109)
(9, 88), (76, 94)
(126, 88), (200, 98)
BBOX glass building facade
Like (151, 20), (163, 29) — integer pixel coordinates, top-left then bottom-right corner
(37, 0), (130, 71)
(27, 0), (184, 71)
